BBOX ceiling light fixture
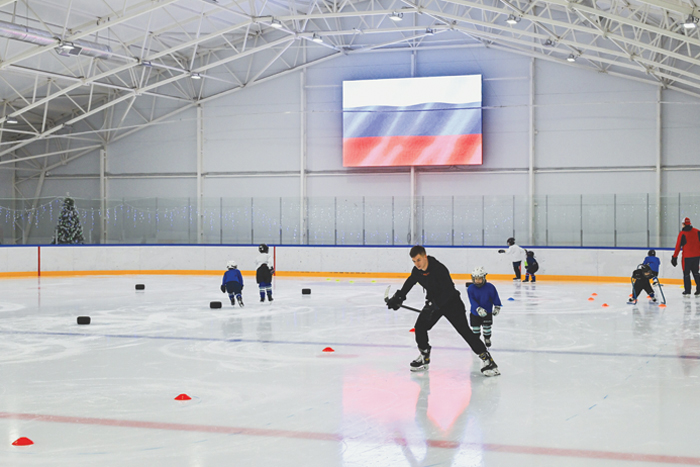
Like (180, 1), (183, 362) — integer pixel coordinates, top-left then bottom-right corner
(311, 33), (323, 43)
(270, 18), (283, 29)
(389, 11), (404, 22)
(506, 14), (520, 25)
(190, 72), (202, 80)
(6, 116), (18, 124)
(567, 54), (576, 62)
(682, 14), (698, 29)
(425, 28), (435, 34)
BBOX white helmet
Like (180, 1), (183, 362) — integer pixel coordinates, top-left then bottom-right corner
(227, 260), (237, 269)
(471, 266), (487, 286)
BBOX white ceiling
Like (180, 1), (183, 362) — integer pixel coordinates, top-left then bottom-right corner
(1, 0), (700, 172)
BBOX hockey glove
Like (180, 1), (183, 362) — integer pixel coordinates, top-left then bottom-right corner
(476, 307), (488, 317)
(270, 267), (275, 275)
(498, 250), (505, 254)
(386, 291), (406, 310)
(220, 285), (226, 293)
(671, 256), (678, 267)
(493, 306), (501, 316)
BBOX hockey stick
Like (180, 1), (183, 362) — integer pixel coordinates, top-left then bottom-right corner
(384, 285), (422, 313)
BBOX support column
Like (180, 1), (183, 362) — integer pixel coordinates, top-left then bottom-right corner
(528, 58), (536, 245)
(410, 166), (416, 244)
(100, 147), (107, 243)
(196, 104), (203, 244)
(655, 86), (662, 247)
(300, 66), (308, 245)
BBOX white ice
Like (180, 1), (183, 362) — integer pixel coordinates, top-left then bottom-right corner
(0, 274), (699, 466)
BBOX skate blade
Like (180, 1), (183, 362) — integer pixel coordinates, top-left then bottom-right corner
(481, 368), (500, 377)
(410, 365), (429, 372)
(626, 301), (637, 305)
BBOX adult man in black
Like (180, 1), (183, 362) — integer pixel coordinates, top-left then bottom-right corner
(386, 245), (500, 376)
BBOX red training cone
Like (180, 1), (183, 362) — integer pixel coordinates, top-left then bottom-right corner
(409, 328), (415, 333)
(12, 437), (34, 446)
(602, 303), (609, 307)
(322, 347), (335, 352)
(174, 394), (192, 401)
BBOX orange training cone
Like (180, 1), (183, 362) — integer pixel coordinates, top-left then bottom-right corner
(174, 394), (192, 401)
(12, 437), (34, 446)
(591, 293), (598, 296)
(322, 347), (335, 352)
(659, 304), (667, 308)
(602, 303), (609, 307)
(588, 297), (594, 301)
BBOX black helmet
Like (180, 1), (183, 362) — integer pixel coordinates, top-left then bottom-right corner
(507, 237), (515, 246)
(258, 244), (269, 253)
(638, 263), (651, 274)
(647, 249), (656, 257)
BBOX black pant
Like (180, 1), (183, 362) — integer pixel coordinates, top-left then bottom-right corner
(513, 261), (522, 279)
(633, 278), (654, 298)
(682, 256), (700, 293)
(414, 298), (487, 355)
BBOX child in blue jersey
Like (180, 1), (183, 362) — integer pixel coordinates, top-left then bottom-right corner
(221, 259), (244, 307)
(467, 266), (502, 348)
(643, 250), (660, 278)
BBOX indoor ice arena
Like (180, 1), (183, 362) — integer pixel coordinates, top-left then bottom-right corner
(1, 0), (700, 466)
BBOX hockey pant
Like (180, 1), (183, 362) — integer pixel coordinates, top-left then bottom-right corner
(258, 281), (272, 300)
(633, 278), (654, 299)
(513, 261), (522, 280)
(414, 298), (487, 355)
(682, 256), (700, 294)
(470, 313), (493, 339)
(225, 281), (243, 302)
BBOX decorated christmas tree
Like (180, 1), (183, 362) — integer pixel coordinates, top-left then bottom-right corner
(52, 197), (84, 244)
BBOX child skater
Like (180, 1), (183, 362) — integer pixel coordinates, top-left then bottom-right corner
(643, 250), (660, 278)
(523, 250), (539, 283)
(255, 244), (274, 302)
(498, 237), (526, 281)
(628, 264), (656, 305)
(221, 260), (244, 307)
(467, 266), (502, 348)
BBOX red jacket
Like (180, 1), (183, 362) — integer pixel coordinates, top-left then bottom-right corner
(673, 226), (700, 259)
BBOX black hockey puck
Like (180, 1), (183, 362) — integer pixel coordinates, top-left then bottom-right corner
(302, 288), (311, 295)
(77, 316), (91, 325)
(210, 301), (222, 309)
(135, 284), (145, 290)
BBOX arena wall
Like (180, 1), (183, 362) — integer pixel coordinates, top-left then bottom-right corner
(0, 245), (682, 284)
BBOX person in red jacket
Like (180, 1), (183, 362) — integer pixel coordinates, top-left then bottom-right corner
(671, 217), (700, 296)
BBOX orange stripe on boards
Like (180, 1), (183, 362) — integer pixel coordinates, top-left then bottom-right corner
(0, 270), (685, 285)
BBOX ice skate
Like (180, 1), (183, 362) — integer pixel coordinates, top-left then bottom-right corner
(484, 336), (492, 348)
(237, 296), (244, 307)
(683, 290), (691, 296)
(267, 292), (274, 302)
(479, 352), (500, 376)
(531, 278), (536, 283)
(650, 295), (657, 303)
(627, 297), (637, 305)
(513, 277), (520, 282)
(695, 290), (700, 296)
(410, 347), (430, 372)
(230, 298), (236, 306)
(523, 277), (529, 283)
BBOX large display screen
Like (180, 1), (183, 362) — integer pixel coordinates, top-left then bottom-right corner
(342, 75), (482, 167)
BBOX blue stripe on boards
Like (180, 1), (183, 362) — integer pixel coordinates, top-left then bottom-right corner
(343, 102), (482, 138)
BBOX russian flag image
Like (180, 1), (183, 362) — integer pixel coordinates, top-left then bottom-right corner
(342, 75), (482, 167)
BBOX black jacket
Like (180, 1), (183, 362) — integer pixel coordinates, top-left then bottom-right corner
(398, 256), (460, 309)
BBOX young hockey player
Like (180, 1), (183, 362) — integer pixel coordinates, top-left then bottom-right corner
(671, 218), (700, 296)
(386, 246), (499, 376)
(467, 266), (502, 348)
(221, 260), (244, 307)
(643, 250), (660, 277)
(523, 250), (538, 283)
(255, 244), (274, 302)
(498, 237), (526, 281)
(628, 264), (657, 304)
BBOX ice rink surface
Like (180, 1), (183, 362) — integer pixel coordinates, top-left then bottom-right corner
(1, 274), (699, 467)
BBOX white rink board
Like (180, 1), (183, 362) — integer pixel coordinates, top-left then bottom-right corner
(0, 245), (682, 281)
